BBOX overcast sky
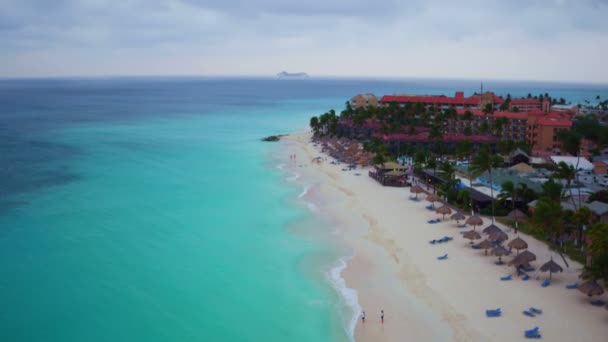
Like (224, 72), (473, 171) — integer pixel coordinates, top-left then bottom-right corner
(1, 0), (607, 82)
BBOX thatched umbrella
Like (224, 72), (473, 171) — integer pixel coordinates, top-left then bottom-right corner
(508, 250), (536, 272)
(491, 245), (509, 264)
(466, 215), (484, 231)
(426, 193), (441, 207)
(516, 250), (537, 263)
(482, 224), (502, 235)
(507, 237), (528, 255)
(436, 206), (452, 220)
(540, 258), (563, 280)
(489, 230), (508, 243)
(410, 185), (424, 198)
(463, 230), (482, 244)
(475, 239), (494, 255)
(451, 212), (466, 227)
(578, 280), (604, 297)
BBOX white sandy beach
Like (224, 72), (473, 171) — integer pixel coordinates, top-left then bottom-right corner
(283, 131), (608, 342)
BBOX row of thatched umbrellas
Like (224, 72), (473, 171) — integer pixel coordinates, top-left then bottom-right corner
(422, 192), (604, 298)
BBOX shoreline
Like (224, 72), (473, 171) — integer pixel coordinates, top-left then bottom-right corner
(281, 131), (608, 341)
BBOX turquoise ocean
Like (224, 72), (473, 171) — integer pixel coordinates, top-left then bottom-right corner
(0, 78), (607, 341)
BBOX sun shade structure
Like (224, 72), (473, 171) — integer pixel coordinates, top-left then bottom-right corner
(578, 280), (604, 297)
(491, 245), (509, 263)
(436, 206), (452, 219)
(540, 258), (563, 280)
(466, 215), (484, 230)
(482, 224), (502, 235)
(463, 230), (482, 243)
(385, 170), (406, 177)
(426, 194), (441, 203)
(475, 239), (494, 255)
(451, 212), (466, 221)
(410, 185), (424, 198)
(376, 161), (406, 170)
(507, 237), (528, 254)
(489, 230), (508, 242)
(508, 250), (536, 268)
(506, 209), (526, 221)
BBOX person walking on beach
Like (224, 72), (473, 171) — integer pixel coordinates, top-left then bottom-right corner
(361, 310), (366, 323)
(380, 310), (384, 323)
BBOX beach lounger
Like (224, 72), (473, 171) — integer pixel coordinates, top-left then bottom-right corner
(429, 240), (437, 244)
(427, 219), (440, 224)
(500, 275), (513, 281)
(472, 245), (481, 249)
(523, 310), (535, 317)
(541, 278), (550, 287)
(525, 327), (541, 339)
(437, 254), (448, 260)
(485, 308), (502, 317)
(530, 307), (542, 315)
(566, 283), (579, 289)
(590, 300), (606, 306)
(522, 274), (530, 281)
(523, 266), (535, 272)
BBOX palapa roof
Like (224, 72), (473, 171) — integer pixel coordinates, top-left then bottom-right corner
(508, 237), (528, 250)
(510, 162), (535, 173)
(508, 250), (536, 266)
(489, 230), (508, 242)
(463, 230), (482, 240)
(476, 239), (494, 250)
(506, 209), (527, 220)
(451, 212), (466, 221)
(540, 259), (563, 274)
(466, 215), (484, 226)
(482, 224), (502, 235)
(376, 161), (406, 170)
(410, 185), (424, 193)
(426, 194), (441, 203)
(436, 206), (452, 215)
(385, 170), (406, 177)
(578, 280), (604, 297)
(491, 245), (509, 256)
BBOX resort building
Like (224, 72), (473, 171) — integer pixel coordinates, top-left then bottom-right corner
(527, 112), (573, 152)
(350, 94), (378, 109)
(380, 91), (505, 110)
(508, 98), (550, 112)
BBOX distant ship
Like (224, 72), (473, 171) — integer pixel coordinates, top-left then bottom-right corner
(276, 71), (309, 79)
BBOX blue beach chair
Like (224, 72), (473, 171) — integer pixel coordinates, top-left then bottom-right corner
(522, 274), (530, 281)
(485, 308), (502, 317)
(541, 278), (550, 287)
(530, 307), (542, 315)
(525, 327), (541, 339)
(591, 299), (606, 306)
(523, 310), (535, 317)
(566, 283), (579, 289)
(500, 274), (513, 281)
(429, 239), (437, 244)
(437, 254), (448, 260)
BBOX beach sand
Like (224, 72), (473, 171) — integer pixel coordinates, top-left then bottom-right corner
(282, 131), (608, 341)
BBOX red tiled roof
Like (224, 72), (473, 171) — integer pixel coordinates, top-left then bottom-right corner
(527, 109), (545, 116)
(493, 111), (528, 120)
(537, 117), (572, 127)
(375, 133), (499, 143)
(511, 99), (541, 105)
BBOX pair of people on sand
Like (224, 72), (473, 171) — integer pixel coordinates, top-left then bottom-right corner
(361, 310), (384, 323)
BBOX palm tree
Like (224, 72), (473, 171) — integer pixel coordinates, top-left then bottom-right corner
(309, 116), (320, 134)
(499, 180), (518, 230)
(574, 206), (592, 249)
(469, 146), (503, 223)
(531, 198), (564, 245)
(555, 161), (577, 209)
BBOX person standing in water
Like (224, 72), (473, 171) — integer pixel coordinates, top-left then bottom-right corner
(361, 310), (366, 323)
(380, 310), (384, 323)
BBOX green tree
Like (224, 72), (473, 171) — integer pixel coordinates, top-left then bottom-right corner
(499, 181), (518, 229)
(483, 103), (494, 116)
(541, 178), (563, 203)
(469, 146), (503, 223)
(587, 222), (608, 280)
(554, 161), (577, 209)
(574, 206), (593, 248)
(531, 198), (564, 245)
(309, 116), (320, 134)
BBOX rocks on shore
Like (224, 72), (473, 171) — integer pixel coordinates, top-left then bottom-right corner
(261, 134), (286, 142)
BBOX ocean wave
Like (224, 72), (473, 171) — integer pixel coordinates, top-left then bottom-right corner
(276, 163), (287, 170)
(297, 184), (310, 199)
(327, 256), (360, 341)
(286, 172), (301, 182)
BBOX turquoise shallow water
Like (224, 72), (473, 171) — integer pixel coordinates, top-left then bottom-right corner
(1, 78), (607, 341)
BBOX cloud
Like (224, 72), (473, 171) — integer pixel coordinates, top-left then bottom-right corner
(0, 0), (607, 82)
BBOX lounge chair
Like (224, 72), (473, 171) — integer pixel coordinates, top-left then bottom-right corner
(522, 274), (530, 281)
(485, 308), (502, 317)
(437, 254), (448, 260)
(472, 245), (481, 249)
(566, 283), (579, 289)
(500, 275), (513, 281)
(525, 327), (541, 339)
(429, 240), (437, 244)
(427, 219), (440, 224)
(541, 278), (550, 287)
(425, 204), (434, 210)
(530, 308), (542, 315)
(590, 300), (606, 306)
(523, 310), (535, 317)
(523, 266), (535, 272)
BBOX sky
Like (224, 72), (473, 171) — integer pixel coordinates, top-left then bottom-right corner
(1, 0), (607, 82)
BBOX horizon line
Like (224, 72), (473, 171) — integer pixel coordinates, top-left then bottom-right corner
(1, 74), (607, 87)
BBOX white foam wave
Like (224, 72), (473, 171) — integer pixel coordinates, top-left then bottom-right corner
(298, 184), (310, 199)
(286, 172), (301, 182)
(327, 257), (360, 341)
(276, 163), (287, 170)
(306, 202), (320, 213)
